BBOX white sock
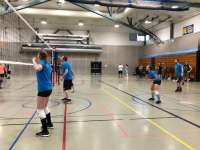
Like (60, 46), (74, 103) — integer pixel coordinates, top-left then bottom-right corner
(44, 107), (50, 115)
(37, 109), (46, 119)
(155, 91), (160, 102)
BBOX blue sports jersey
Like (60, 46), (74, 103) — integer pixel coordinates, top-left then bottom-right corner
(175, 63), (183, 77)
(148, 70), (161, 81)
(36, 60), (52, 92)
(62, 61), (73, 81)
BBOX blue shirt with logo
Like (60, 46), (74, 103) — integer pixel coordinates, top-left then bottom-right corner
(175, 63), (183, 77)
(62, 61), (73, 80)
(36, 60), (52, 92)
(148, 70), (161, 81)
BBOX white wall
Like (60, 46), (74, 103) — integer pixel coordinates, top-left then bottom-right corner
(174, 15), (200, 38)
(155, 14), (200, 41)
(91, 31), (142, 46)
(155, 27), (170, 41)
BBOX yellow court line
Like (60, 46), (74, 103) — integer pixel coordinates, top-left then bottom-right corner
(102, 89), (196, 150)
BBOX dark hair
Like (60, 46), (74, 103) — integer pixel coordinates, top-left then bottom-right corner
(38, 50), (48, 62)
(63, 56), (68, 61)
(149, 66), (153, 70)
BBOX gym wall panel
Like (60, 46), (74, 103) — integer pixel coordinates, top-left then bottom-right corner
(155, 54), (197, 79)
(139, 58), (151, 67)
(139, 54), (197, 80)
(144, 31), (199, 56)
(58, 46), (142, 75)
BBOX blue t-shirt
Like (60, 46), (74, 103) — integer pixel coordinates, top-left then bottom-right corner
(148, 70), (161, 81)
(62, 61), (73, 80)
(175, 63), (183, 77)
(36, 60), (52, 92)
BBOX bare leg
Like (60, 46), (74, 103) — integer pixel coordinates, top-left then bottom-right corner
(148, 83), (155, 101)
(36, 96), (49, 137)
(64, 90), (69, 99)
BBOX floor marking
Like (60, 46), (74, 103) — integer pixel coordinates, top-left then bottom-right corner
(103, 89), (196, 150)
(97, 99), (130, 138)
(102, 81), (200, 128)
(8, 111), (36, 150)
(0, 117), (177, 126)
(62, 104), (67, 150)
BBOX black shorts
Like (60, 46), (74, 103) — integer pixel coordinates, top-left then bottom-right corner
(153, 80), (161, 85)
(63, 80), (73, 91)
(177, 76), (183, 83)
(0, 74), (4, 78)
(118, 71), (123, 74)
(38, 90), (52, 97)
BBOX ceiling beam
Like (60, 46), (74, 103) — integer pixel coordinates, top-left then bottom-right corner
(66, 0), (190, 11)
(1, 0), (50, 15)
(69, 2), (162, 44)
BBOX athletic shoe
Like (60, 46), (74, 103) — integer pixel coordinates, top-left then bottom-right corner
(36, 130), (49, 137)
(155, 100), (161, 104)
(61, 98), (67, 101)
(62, 98), (72, 104)
(148, 98), (155, 101)
(175, 88), (179, 92)
(47, 124), (54, 129)
(65, 99), (72, 103)
(37, 118), (49, 137)
(41, 124), (54, 130)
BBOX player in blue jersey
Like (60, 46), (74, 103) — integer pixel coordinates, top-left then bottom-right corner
(146, 65), (162, 104)
(32, 50), (53, 137)
(175, 59), (184, 92)
(61, 56), (74, 103)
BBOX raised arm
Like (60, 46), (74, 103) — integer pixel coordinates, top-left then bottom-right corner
(32, 57), (42, 72)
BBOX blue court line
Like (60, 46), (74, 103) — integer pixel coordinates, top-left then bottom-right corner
(8, 111), (37, 150)
(144, 47), (198, 58)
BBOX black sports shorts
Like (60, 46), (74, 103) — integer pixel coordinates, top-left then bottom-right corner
(63, 80), (73, 91)
(153, 80), (161, 85)
(118, 71), (123, 74)
(0, 74), (4, 78)
(38, 90), (52, 97)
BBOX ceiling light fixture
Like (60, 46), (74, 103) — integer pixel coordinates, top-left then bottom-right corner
(78, 22), (84, 27)
(57, 0), (65, 6)
(145, 20), (152, 24)
(171, 5), (179, 9)
(94, 4), (100, 7)
(41, 20), (47, 25)
(114, 24), (120, 28)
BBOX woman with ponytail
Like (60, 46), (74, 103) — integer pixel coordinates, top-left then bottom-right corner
(32, 50), (53, 137)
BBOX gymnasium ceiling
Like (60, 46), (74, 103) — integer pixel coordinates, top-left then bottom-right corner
(1, 0), (200, 42)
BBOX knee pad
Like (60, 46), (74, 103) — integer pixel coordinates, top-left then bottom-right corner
(37, 109), (46, 119)
(44, 107), (50, 114)
(155, 91), (159, 95)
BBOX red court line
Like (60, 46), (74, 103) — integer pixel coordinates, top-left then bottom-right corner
(98, 102), (130, 138)
(62, 104), (67, 150)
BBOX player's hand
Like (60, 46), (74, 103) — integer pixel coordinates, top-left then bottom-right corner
(32, 57), (36, 62)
